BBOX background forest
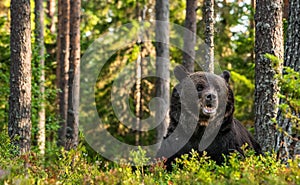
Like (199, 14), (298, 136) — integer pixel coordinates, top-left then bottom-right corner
(0, 0), (300, 184)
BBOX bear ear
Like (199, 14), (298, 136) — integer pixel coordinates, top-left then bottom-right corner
(174, 65), (189, 82)
(221, 70), (230, 83)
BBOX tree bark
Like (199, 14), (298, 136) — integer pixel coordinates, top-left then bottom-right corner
(9, 0), (32, 154)
(183, 0), (197, 73)
(155, 0), (170, 141)
(34, 0), (46, 155)
(275, 0), (300, 161)
(57, 0), (70, 147)
(66, 0), (81, 150)
(250, 0), (256, 62)
(283, 0), (289, 19)
(46, 0), (56, 34)
(134, 2), (143, 146)
(135, 51), (142, 146)
(56, 0), (61, 96)
(203, 0), (214, 73)
(254, 0), (283, 152)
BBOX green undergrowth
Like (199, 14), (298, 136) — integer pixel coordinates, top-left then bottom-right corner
(0, 136), (299, 185)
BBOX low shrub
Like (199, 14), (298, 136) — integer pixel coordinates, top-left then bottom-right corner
(1, 138), (299, 185)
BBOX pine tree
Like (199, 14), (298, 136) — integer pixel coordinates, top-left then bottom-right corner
(57, 0), (70, 147)
(155, 0), (170, 141)
(183, 0), (197, 73)
(203, 0), (214, 73)
(9, 0), (32, 154)
(66, 0), (81, 150)
(34, 0), (45, 155)
(254, 0), (283, 152)
(275, 0), (300, 161)
(46, 0), (56, 34)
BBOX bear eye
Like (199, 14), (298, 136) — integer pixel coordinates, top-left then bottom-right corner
(196, 84), (204, 91)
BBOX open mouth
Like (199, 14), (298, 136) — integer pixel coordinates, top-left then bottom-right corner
(202, 103), (217, 116)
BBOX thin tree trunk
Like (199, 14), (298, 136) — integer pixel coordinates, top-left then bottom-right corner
(57, 0), (70, 147)
(34, 0), (46, 155)
(275, 0), (300, 161)
(183, 0), (197, 73)
(135, 52), (142, 146)
(155, 0), (170, 141)
(203, 0), (214, 73)
(134, 2), (142, 146)
(134, 2), (148, 146)
(9, 0), (32, 154)
(250, 0), (256, 62)
(56, 0), (61, 94)
(283, 0), (289, 19)
(254, 0), (283, 152)
(66, 0), (81, 150)
(46, 0), (56, 34)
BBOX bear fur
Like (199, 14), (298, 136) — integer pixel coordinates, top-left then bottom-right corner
(157, 65), (262, 170)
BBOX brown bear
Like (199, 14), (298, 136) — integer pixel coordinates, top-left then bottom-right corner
(157, 65), (262, 170)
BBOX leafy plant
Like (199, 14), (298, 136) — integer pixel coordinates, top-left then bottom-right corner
(274, 66), (300, 137)
(0, 139), (300, 184)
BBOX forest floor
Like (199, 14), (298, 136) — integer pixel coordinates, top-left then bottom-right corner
(1, 138), (300, 185)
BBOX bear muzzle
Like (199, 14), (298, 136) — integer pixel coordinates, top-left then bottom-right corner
(200, 92), (218, 117)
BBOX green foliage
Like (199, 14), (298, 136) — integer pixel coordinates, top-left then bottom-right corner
(31, 31), (60, 153)
(265, 53), (299, 138)
(213, 0), (254, 63)
(275, 66), (300, 131)
(278, 67), (300, 107)
(264, 53), (282, 74)
(0, 11), (10, 130)
(3, 0), (299, 183)
(230, 71), (255, 124)
(130, 146), (150, 167)
(1, 141), (300, 184)
(212, 1), (257, 126)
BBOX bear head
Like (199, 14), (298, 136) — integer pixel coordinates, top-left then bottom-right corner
(171, 65), (234, 129)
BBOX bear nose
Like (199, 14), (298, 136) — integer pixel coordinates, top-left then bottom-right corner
(205, 93), (216, 101)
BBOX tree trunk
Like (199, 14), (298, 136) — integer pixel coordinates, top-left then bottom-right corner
(155, 0), (170, 141)
(283, 0), (289, 19)
(9, 0), (32, 154)
(34, 0), (46, 155)
(275, 0), (300, 161)
(135, 51), (142, 146)
(254, 0), (283, 152)
(57, 0), (70, 147)
(134, 2), (143, 146)
(250, 0), (256, 62)
(183, 0), (197, 73)
(203, 0), (214, 73)
(66, 0), (81, 150)
(46, 0), (56, 34)
(56, 0), (61, 96)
